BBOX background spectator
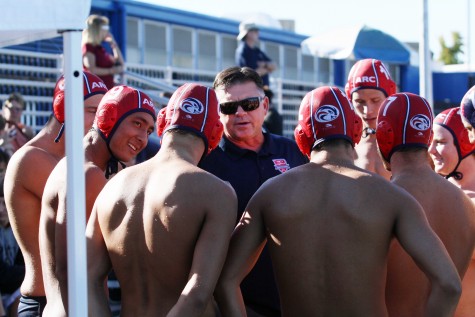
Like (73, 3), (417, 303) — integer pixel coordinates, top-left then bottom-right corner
(2, 93), (34, 155)
(0, 148), (24, 317)
(82, 14), (125, 89)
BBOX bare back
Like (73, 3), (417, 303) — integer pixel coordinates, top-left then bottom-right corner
(90, 157), (237, 317)
(354, 137), (391, 180)
(248, 163), (421, 317)
(387, 169), (475, 316)
(449, 185), (475, 317)
(4, 134), (64, 296)
(40, 158), (107, 317)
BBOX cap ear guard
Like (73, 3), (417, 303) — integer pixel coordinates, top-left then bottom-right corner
(294, 124), (313, 158)
(352, 115), (363, 145)
(156, 107), (167, 137)
(95, 102), (118, 139)
(375, 120), (395, 162)
(459, 131), (475, 158)
(205, 120), (224, 153)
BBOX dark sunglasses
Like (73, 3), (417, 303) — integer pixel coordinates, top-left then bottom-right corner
(219, 97), (263, 115)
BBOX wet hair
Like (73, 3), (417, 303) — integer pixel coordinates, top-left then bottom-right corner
(213, 66), (264, 91)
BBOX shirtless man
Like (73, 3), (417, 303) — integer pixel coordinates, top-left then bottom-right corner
(346, 58), (396, 180)
(4, 71), (107, 316)
(86, 83), (237, 317)
(375, 93), (475, 317)
(215, 86), (461, 317)
(39, 85), (156, 317)
(430, 107), (475, 317)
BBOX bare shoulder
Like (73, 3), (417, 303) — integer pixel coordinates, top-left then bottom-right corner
(85, 164), (108, 188)
(186, 167), (237, 207)
(6, 144), (61, 193)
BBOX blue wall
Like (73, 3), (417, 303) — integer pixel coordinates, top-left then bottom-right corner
(432, 72), (474, 105)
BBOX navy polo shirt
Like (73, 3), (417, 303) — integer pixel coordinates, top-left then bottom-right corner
(199, 132), (308, 316)
(235, 41), (272, 87)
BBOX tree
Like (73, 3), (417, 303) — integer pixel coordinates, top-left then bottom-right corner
(438, 32), (464, 65)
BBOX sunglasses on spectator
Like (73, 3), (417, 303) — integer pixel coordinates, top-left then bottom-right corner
(219, 97), (263, 115)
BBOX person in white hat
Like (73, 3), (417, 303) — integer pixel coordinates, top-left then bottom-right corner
(235, 21), (276, 90)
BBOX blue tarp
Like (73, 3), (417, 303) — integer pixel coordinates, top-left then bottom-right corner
(301, 25), (412, 64)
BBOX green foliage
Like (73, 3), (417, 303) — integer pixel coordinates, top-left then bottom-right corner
(438, 32), (464, 65)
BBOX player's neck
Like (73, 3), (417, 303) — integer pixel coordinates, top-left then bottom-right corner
(451, 156), (475, 190)
(311, 145), (355, 166)
(159, 133), (204, 165)
(83, 131), (111, 170)
(33, 122), (66, 159)
(389, 151), (432, 176)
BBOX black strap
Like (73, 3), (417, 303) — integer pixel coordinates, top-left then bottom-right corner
(105, 156), (126, 179)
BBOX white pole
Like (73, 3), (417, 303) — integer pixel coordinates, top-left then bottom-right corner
(63, 30), (88, 317)
(468, 0), (471, 67)
(419, 0), (433, 108)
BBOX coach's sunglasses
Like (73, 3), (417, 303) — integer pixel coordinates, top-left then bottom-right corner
(219, 97), (263, 115)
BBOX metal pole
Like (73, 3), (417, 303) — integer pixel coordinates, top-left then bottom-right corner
(63, 29), (88, 317)
(419, 0), (433, 107)
(468, 0), (471, 67)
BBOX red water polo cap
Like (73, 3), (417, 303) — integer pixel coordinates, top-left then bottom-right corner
(156, 83), (223, 156)
(294, 86), (362, 157)
(345, 58), (396, 99)
(52, 71), (108, 124)
(376, 92), (433, 162)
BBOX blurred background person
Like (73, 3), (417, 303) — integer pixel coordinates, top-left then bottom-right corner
(0, 148), (24, 317)
(82, 14), (125, 89)
(262, 89), (283, 136)
(2, 93), (34, 155)
(236, 21), (276, 97)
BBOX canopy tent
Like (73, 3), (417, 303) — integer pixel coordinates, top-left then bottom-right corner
(0, 1), (91, 316)
(301, 24), (413, 64)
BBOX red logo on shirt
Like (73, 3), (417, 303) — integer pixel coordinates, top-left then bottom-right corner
(273, 158), (290, 173)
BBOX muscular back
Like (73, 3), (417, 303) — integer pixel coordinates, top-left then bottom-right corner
(386, 168), (475, 316)
(251, 163), (415, 316)
(92, 157), (236, 317)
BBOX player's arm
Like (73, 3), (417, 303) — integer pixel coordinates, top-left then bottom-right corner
(167, 182), (237, 317)
(86, 197), (112, 317)
(214, 189), (269, 317)
(38, 171), (61, 299)
(394, 194), (461, 317)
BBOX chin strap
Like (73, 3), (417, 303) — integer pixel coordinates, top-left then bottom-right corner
(445, 160), (463, 181)
(54, 124), (65, 143)
(105, 156), (126, 179)
(362, 127), (376, 138)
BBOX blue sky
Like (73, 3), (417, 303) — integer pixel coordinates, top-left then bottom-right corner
(137, 0), (473, 64)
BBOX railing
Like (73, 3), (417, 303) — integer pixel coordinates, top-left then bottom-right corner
(0, 49), (326, 138)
